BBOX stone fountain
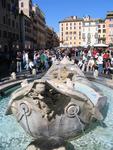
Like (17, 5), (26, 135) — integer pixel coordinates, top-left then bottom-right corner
(6, 57), (107, 150)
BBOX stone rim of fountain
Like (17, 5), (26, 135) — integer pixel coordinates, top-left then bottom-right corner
(1, 75), (113, 92)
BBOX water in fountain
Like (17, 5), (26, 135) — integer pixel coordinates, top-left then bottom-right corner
(70, 83), (113, 150)
(0, 83), (113, 150)
(0, 86), (32, 150)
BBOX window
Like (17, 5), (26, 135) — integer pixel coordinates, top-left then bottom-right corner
(0, 30), (1, 37)
(66, 37), (68, 41)
(70, 27), (72, 30)
(103, 25), (105, 28)
(98, 25), (101, 28)
(70, 37), (72, 40)
(3, 31), (7, 38)
(7, 3), (11, 11)
(13, 33), (15, 39)
(65, 32), (68, 35)
(8, 19), (11, 26)
(2, 0), (6, 8)
(109, 19), (113, 21)
(73, 31), (76, 34)
(8, 32), (11, 38)
(91, 22), (95, 26)
(82, 33), (85, 39)
(21, 2), (24, 7)
(103, 29), (106, 33)
(98, 29), (101, 33)
(70, 23), (72, 26)
(85, 22), (89, 26)
(66, 27), (68, 30)
(11, 0), (14, 3)
(109, 24), (113, 27)
(16, 22), (18, 28)
(16, 34), (19, 40)
(3, 16), (5, 24)
(12, 20), (15, 27)
(61, 27), (63, 31)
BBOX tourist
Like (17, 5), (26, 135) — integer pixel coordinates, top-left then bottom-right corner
(29, 59), (35, 74)
(104, 59), (111, 75)
(97, 53), (103, 75)
(86, 57), (95, 72)
(78, 57), (83, 69)
(23, 51), (29, 70)
(16, 51), (22, 73)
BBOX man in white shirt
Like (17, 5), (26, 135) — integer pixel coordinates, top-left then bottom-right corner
(97, 53), (103, 75)
(86, 57), (95, 72)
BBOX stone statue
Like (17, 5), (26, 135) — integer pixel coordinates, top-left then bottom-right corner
(6, 57), (107, 150)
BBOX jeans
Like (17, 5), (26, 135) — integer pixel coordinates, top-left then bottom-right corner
(17, 61), (22, 72)
(98, 64), (103, 74)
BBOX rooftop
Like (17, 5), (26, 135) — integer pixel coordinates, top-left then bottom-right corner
(59, 16), (83, 23)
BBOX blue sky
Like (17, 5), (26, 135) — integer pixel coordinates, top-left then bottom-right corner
(33, 0), (113, 32)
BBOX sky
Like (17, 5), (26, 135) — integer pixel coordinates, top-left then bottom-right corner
(33, 0), (113, 32)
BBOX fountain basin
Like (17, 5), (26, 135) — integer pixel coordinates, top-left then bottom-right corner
(0, 77), (112, 150)
(4, 58), (108, 150)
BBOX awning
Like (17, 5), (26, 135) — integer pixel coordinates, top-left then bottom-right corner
(93, 43), (109, 47)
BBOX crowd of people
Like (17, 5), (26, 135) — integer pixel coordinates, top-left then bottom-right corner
(77, 48), (113, 76)
(9, 47), (113, 78)
(9, 49), (61, 75)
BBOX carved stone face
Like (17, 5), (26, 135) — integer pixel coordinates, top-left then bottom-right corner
(35, 83), (45, 94)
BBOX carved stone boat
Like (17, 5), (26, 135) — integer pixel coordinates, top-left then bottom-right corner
(6, 57), (107, 148)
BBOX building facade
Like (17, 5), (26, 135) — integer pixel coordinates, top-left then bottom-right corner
(19, 0), (36, 50)
(82, 16), (98, 46)
(98, 19), (106, 44)
(105, 11), (113, 45)
(32, 4), (46, 49)
(19, 1), (46, 50)
(19, 12), (36, 50)
(59, 13), (113, 47)
(59, 16), (83, 47)
(59, 16), (99, 47)
(46, 26), (59, 49)
(0, 0), (20, 53)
